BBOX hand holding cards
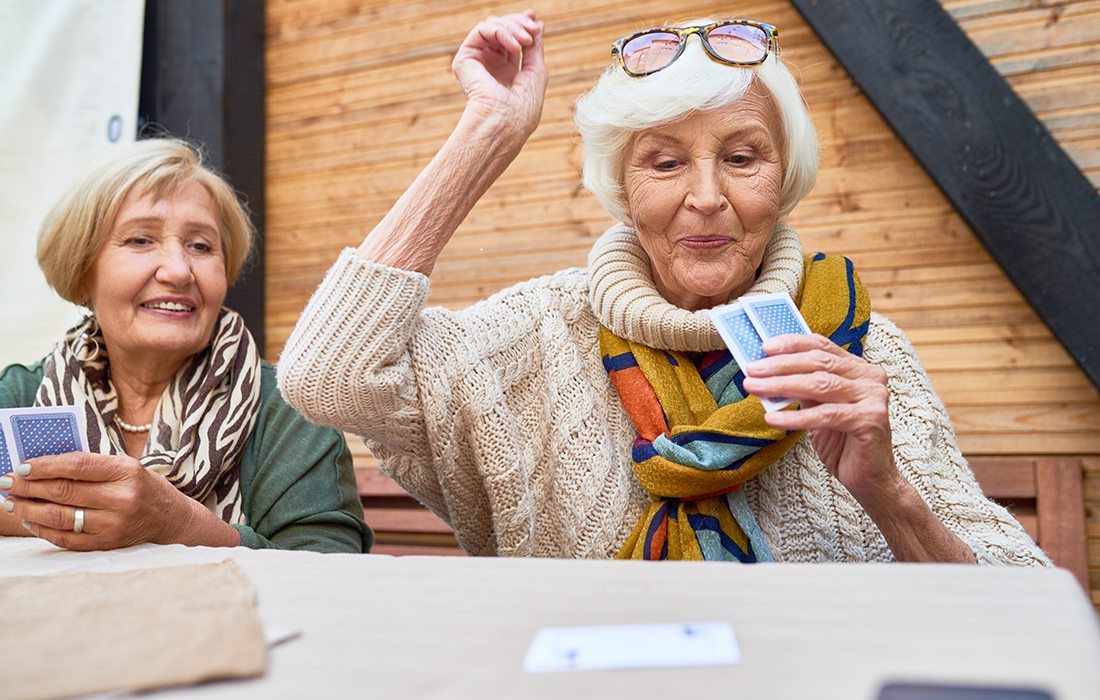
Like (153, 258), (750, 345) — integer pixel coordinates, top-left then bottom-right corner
(0, 406), (90, 482)
(708, 293), (811, 412)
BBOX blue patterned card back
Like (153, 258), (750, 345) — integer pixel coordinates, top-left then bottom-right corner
(750, 299), (806, 339)
(11, 412), (81, 462)
(720, 309), (767, 363)
(0, 427), (11, 475)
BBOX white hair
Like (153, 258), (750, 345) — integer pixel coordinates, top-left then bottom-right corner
(574, 22), (819, 225)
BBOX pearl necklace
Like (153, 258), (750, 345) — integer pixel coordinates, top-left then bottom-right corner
(115, 415), (153, 433)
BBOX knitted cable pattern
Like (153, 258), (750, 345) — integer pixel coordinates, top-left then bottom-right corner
(278, 224), (1051, 567)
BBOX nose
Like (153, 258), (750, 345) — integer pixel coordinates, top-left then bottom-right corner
(684, 164), (728, 216)
(155, 241), (194, 288)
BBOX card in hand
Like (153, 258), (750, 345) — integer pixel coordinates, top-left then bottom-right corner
(708, 302), (787, 413)
(709, 293), (810, 413)
(0, 426), (12, 477)
(741, 293), (812, 340)
(0, 406), (90, 466)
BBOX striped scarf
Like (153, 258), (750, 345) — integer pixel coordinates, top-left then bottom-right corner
(601, 253), (871, 561)
(36, 308), (262, 524)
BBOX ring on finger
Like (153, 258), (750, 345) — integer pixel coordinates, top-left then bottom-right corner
(73, 508), (85, 534)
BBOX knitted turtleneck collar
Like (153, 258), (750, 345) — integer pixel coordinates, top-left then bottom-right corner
(587, 222), (805, 352)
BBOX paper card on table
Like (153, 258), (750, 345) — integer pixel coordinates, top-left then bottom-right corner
(522, 622), (740, 673)
(708, 301), (792, 413)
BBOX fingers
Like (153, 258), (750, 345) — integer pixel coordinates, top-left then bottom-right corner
(18, 451), (134, 483)
(0, 453), (140, 508)
(1, 476), (117, 509)
(762, 398), (889, 435)
(468, 11), (542, 56)
(7, 498), (95, 534)
(748, 334), (868, 380)
(20, 520), (104, 552)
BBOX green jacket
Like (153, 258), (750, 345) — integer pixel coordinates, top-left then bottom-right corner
(0, 360), (372, 553)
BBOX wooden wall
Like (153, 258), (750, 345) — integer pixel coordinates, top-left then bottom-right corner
(265, 0), (1100, 603)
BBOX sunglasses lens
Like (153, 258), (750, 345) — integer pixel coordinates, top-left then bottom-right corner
(707, 23), (769, 63)
(621, 31), (681, 74)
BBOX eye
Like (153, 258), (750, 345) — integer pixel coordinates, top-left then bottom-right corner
(125, 235), (153, 248)
(654, 159), (680, 171)
(190, 240), (215, 254)
(727, 152), (754, 166)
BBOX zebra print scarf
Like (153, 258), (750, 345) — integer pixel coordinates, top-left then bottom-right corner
(36, 309), (262, 524)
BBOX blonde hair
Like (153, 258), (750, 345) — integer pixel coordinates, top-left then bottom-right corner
(37, 138), (254, 305)
(574, 20), (819, 225)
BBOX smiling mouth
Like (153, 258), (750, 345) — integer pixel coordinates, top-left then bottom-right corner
(141, 301), (196, 312)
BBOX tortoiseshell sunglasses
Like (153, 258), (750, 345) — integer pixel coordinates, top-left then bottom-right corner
(611, 19), (780, 77)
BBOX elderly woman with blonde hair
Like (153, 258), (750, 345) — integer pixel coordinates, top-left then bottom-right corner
(0, 139), (371, 553)
(279, 12), (1045, 564)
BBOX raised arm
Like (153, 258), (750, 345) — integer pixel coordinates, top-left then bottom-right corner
(358, 11), (547, 273)
(278, 13), (550, 528)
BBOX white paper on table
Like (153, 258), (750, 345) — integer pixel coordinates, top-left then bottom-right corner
(522, 622), (740, 673)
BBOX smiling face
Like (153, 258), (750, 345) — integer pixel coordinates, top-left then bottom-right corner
(83, 180), (228, 371)
(623, 87), (784, 310)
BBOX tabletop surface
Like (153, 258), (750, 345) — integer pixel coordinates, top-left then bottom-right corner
(2, 538), (1098, 700)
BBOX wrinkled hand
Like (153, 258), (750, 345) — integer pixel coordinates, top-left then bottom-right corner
(742, 334), (905, 508)
(452, 9), (547, 136)
(0, 452), (195, 551)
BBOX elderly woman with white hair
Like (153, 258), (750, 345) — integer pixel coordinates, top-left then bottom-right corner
(0, 138), (371, 553)
(279, 12), (1046, 565)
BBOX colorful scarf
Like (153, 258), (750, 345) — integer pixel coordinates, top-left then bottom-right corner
(601, 253), (871, 561)
(36, 308), (262, 524)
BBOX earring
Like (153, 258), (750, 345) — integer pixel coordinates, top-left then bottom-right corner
(71, 317), (101, 363)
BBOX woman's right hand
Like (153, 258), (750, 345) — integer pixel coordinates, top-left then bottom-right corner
(452, 10), (547, 137)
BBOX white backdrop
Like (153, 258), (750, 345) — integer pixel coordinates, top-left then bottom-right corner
(0, 0), (144, 366)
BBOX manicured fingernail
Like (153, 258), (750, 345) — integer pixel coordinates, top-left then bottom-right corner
(0, 476), (12, 490)
(2, 499), (13, 512)
(22, 520), (32, 531)
(16, 463), (31, 476)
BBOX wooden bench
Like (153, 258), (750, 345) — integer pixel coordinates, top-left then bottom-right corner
(969, 458), (1089, 590)
(356, 467), (466, 556)
(355, 452), (1089, 580)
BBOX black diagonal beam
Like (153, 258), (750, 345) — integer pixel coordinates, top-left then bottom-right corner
(792, 0), (1100, 391)
(139, 0), (265, 356)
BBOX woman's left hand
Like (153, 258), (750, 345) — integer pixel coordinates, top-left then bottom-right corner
(0, 452), (237, 551)
(741, 333), (904, 509)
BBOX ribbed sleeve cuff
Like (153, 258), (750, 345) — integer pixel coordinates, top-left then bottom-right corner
(277, 249), (431, 429)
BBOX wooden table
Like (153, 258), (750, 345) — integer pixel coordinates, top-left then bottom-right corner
(2, 538), (1097, 699)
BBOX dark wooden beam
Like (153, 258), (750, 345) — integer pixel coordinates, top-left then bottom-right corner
(791, 0), (1100, 391)
(139, 0), (266, 356)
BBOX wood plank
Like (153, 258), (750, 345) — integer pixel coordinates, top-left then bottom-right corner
(791, 0), (1100, 391)
(1035, 458), (1090, 590)
(969, 459), (1037, 498)
(371, 544), (467, 556)
(355, 467), (408, 498)
(363, 507), (454, 535)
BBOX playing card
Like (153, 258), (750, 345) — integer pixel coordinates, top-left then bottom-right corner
(709, 296), (808, 413)
(709, 302), (789, 412)
(0, 425), (12, 477)
(741, 292), (812, 340)
(523, 622), (740, 673)
(0, 406), (89, 466)
(709, 302), (767, 367)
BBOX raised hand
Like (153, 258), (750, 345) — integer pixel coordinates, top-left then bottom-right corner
(452, 9), (548, 136)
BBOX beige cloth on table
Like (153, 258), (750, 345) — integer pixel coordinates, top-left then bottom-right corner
(2, 560), (266, 700)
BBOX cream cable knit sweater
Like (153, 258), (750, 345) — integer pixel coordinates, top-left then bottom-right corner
(279, 224), (1049, 566)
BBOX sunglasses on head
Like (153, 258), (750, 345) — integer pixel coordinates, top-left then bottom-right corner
(611, 19), (780, 77)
